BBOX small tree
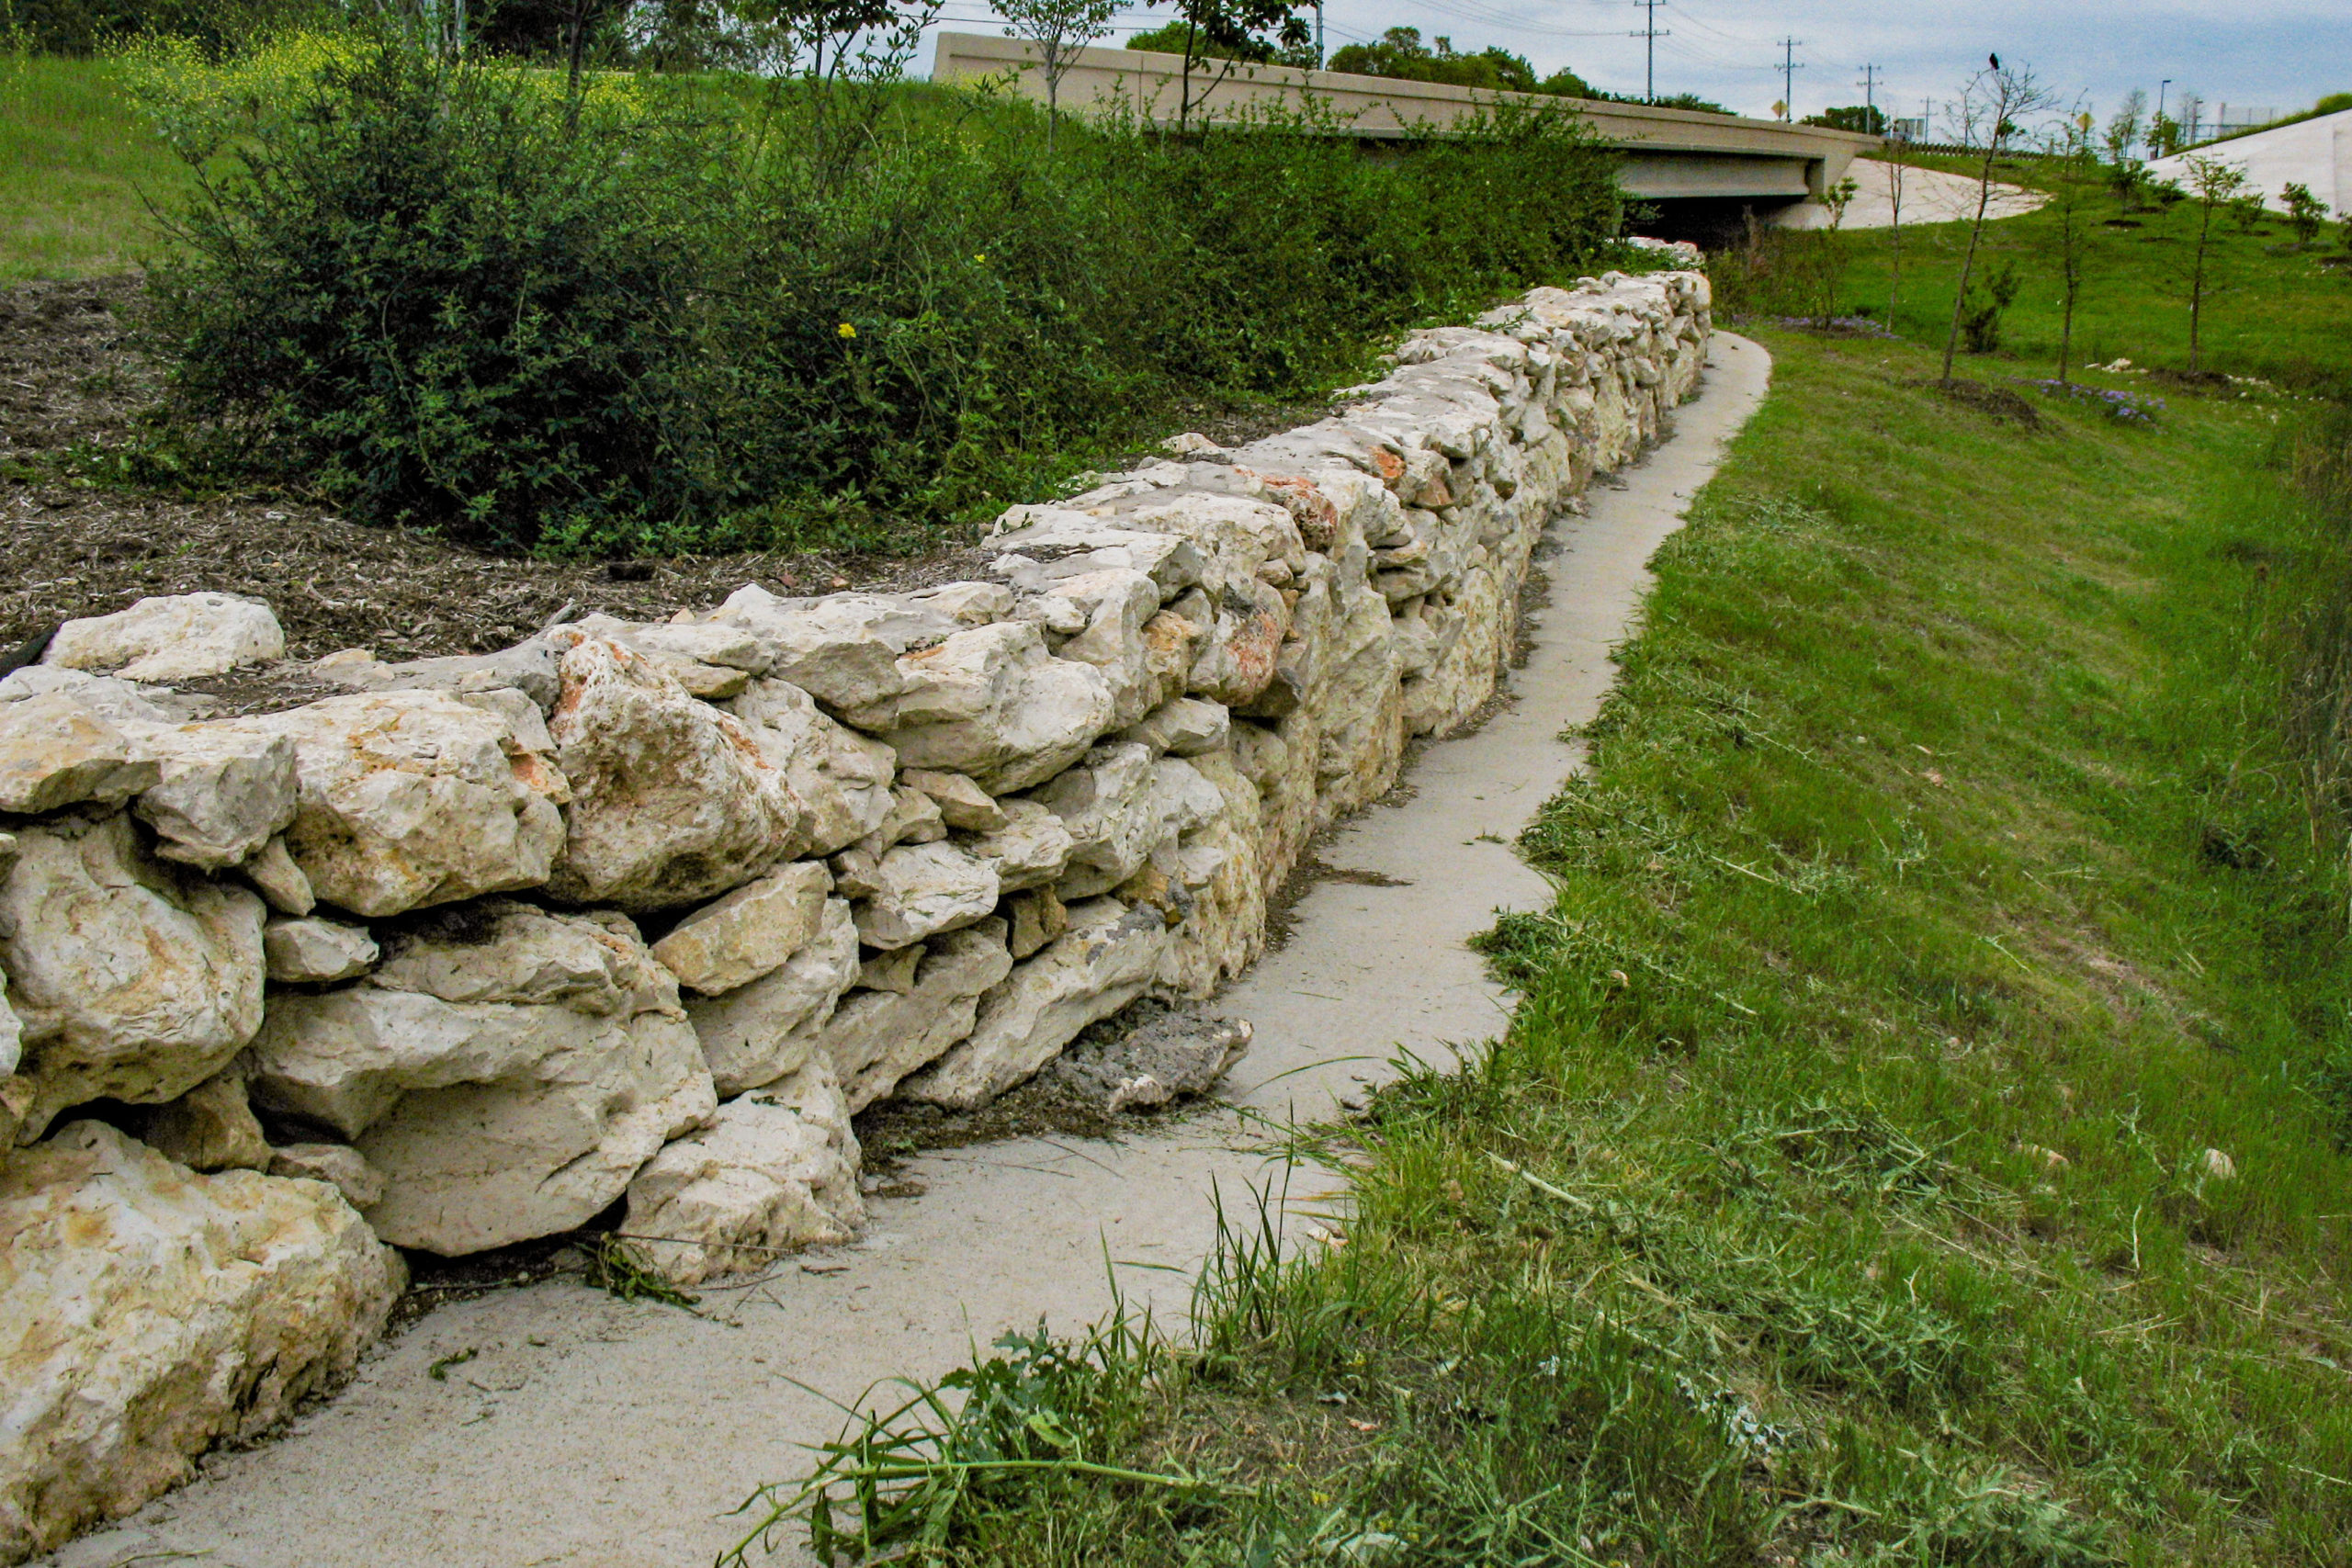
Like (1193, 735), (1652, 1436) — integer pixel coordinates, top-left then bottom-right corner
(2102, 89), (2146, 208)
(1883, 139), (1910, 324)
(1000, 0), (1117, 152)
(2181, 152), (2248, 372)
(1940, 59), (2055, 382)
(2043, 110), (2099, 381)
(1152, 0), (1312, 135)
(2282, 181), (2329, 247)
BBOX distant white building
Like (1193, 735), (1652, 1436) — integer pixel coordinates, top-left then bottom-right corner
(2147, 107), (2350, 214)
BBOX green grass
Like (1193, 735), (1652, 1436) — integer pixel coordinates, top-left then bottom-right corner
(729, 281), (2352, 1562)
(1832, 159), (2352, 389)
(0, 52), (190, 283)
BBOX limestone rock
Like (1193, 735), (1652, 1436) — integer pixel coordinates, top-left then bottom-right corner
(1032, 746), (1223, 900)
(545, 635), (801, 913)
(988, 519), (1207, 600)
(267, 1143), (384, 1209)
(129, 722), (300, 871)
(854, 784), (946, 856)
(622, 1061), (864, 1284)
(899, 900), (1170, 1111)
(727, 678), (897, 857)
(651, 860), (831, 996)
(852, 840), (1001, 952)
(0, 1122), (401, 1565)
(0, 694), (158, 816)
(1037, 569), (1167, 728)
(141, 1068), (271, 1173)
(820, 919), (1012, 1111)
(855, 943), (922, 995)
(312, 640), (564, 710)
(714, 587), (959, 717)
(41, 592), (285, 683)
(240, 835), (315, 917)
(879, 622), (1115, 794)
(0, 965), (18, 1080)
(223, 692), (568, 919)
(0, 814), (266, 1145)
(961, 798), (1076, 893)
(1048, 1010), (1253, 1113)
(263, 916), (379, 985)
(244, 903), (717, 1254)
(0, 666), (175, 725)
(686, 897), (861, 1096)
(898, 770), (1007, 832)
(1121, 697), (1230, 759)
(1006, 886), (1069, 959)
(1184, 580), (1290, 707)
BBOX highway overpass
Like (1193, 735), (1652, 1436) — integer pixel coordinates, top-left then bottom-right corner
(930, 32), (1879, 216)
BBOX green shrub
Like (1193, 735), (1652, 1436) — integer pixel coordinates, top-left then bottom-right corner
(140, 33), (1622, 556)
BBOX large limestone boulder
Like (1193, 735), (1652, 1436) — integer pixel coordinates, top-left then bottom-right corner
(0, 694), (158, 816)
(545, 635), (802, 913)
(1184, 580), (1291, 708)
(899, 900), (1170, 1111)
(622, 1061), (864, 1284)
(727, 679), (897, 856)
(244, 903), (716, 1254)
(876, 622), (1116, 794)
(41, 592), (284, 683)
(0, 1122), (401, 1564)
(128, 722), (300, 871)
(651, 860), (831, 996)
(221, 692), (568, 919)
(851, 840), (1001, 951)
(820, 919), (1013, 1111)
(713, 587), (966, 717)
(686, 897), (861, 1096)
(0, 814), (266, 1145)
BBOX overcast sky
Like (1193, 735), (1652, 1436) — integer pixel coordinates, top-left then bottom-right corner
(923, 0), (2350, 130)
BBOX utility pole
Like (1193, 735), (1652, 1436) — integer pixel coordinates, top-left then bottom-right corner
(1776, 38), (1804, 121)
(1632, 0), (1669, 104)
(2156, 78), (2172, 157)
(1857, 62), (1879, 128)
(1314, 0), (1324, 67)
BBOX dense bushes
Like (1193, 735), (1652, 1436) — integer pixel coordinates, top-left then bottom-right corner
(140, 35), (1623, 556)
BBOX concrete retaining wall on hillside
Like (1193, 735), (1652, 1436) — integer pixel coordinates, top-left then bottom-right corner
(0, 267), (1709, 1562)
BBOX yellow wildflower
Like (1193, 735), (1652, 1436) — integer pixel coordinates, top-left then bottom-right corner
(837, 322), (857, 339)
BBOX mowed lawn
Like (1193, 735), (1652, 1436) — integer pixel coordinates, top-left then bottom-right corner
(0, 52), (191, 284)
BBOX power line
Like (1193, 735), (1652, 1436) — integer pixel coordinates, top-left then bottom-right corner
(1774, 35), (1802, 119)
(1632, 0), (1668, 103)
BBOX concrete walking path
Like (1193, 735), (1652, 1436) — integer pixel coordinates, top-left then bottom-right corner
(41, 334), (1773, 1568)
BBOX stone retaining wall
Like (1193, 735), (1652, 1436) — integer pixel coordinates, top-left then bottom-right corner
(0, 269), (1709, 1560)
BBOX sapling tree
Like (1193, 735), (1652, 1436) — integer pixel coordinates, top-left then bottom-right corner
(2181, 152), (2248, 372)
(2041, 109), (2099, 382)
(1160, 0), (1313, 134)
(1883, 136), (1910, 323)
(1939, 59), (2055, 382)
(2102, 89), (2146, 209)
(2281, 181), (2329, 247)
(1000, 0), (1118, 152)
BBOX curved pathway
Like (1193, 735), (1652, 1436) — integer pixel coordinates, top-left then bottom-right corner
(41, 334), (1771, 1568)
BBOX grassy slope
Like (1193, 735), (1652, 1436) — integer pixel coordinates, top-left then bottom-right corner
(0, 53), (190, 284)
(735, 225), (2352, 1563)
(1838, 156), (2351, 387)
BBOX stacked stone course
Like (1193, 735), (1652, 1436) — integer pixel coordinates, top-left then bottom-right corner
(0, 269), (1709, 1559)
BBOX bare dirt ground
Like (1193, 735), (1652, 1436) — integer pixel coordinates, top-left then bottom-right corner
(0, 276), (1319, 674)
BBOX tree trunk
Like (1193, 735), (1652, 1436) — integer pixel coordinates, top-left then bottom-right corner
(1940, 128), (2003, 382)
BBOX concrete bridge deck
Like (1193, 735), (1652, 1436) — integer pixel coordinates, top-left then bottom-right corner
(929, 32), (1878, 209)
